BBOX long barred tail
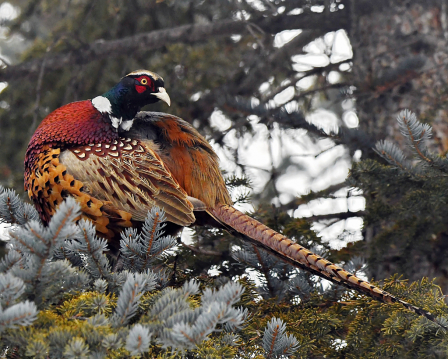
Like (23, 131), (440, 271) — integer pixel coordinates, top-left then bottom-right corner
(211, 204), (444, 328)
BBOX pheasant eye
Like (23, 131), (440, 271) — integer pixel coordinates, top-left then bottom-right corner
(140, 78), (148, 85)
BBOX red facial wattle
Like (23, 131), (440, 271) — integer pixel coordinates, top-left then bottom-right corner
(135, 75), (154, 93)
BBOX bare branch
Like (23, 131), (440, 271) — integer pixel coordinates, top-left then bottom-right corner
(29, 47), (51, 137)
(0, 12), (348, 82)
(305, 211), (365, 222)
(287, 82), (349, 103)
(262, 59), (352, 101)
(237, 29), (323, 95)
(181, 243), (222, 257)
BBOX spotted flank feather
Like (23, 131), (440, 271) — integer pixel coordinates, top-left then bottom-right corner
(25, 147), (132, 238)
(59, 138), (195, 227)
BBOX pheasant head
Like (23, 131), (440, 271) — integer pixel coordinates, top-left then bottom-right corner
(92, 70), (171, 131)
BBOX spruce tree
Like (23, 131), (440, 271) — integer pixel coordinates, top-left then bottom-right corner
(2, 108), (448, 359)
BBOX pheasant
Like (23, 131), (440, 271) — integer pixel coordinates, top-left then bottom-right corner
(25, 69), (441, 326)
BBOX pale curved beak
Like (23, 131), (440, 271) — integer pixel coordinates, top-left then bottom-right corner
(152, 87), (171, 106)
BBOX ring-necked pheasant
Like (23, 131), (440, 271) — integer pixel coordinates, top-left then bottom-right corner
(25, 69), (441, 326)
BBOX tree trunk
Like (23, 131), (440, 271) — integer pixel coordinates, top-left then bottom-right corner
(351, 0), (448, 290)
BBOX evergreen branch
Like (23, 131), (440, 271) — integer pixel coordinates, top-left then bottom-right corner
(34, 260), (89, 308)
(289, 274), (313, 301)
(262, 59), (352, 102)
(46, 198), (81, 247)
(121, 207), (177, 272)
(2, 200), (89, 308)
(146, 234), (177, 261)
(88, 313), (110, 327)
(153, 281), (246, 350)
(397, 109), (433, 164)
(170, 302), (226, 347)
(225, 175), (252, 190)
(396, 110), (448, 173)
(93, 279), (108, 294)
(237, 29), (323, 95)
(8, 231), (40, 256)
(53, 245), (83, 268)
(233, 243), (290, 300)
(0, 188), (21, 225)
(201, 282), (245, 308)
(120, 228), (140, 269)
(182, 242), (222, 256)
(252, 244), (277, 297)
(101, 332), (122, 351)
(0, 186), (39, 225)
(7, 198), (81, 286)
(344, 256), (368, 277)
(266, 319), (280, 358)
(262, 317), (299, 358)
(150, 287), (196, 326)
(126, 324), (151, 356)
(288, 82), (349, 103)
(374, 140), (418, 174)
(222, 95), (320, 135)
(143, 210), (176, 259)
(305, 211), (366, 222)
(63, 337), (90, 359)
(285, 182), (348, 209)
(66, 219), (111, 280)
(107, 271), (129, 295)
(0, 300), (37, 332)
(232, 244), (260, 268)
(181, 280), (200, 297)
(25, 339), (49, 358)
(112, 272), (148, 327)
(0, 250), (22, 273)
(0, 272), (25, 307)
(143, 212), (158, 267)
(375, 110), (448, 175)
(141, 269), (158, 293)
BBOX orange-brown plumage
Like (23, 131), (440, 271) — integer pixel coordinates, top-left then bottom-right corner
(149, 115), (232, 207)
(24, 70), (442, 327)
(25, 101), (120, 226)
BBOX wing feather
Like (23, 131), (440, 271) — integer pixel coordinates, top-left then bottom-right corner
(59, 139), (195, 226)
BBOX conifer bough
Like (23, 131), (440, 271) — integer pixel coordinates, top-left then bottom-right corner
(213, 204), (444, 328)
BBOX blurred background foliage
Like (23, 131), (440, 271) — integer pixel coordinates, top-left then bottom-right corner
(2, 0), (448, 297)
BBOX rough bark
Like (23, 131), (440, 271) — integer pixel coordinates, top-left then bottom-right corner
(351, 0), (448, 290)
